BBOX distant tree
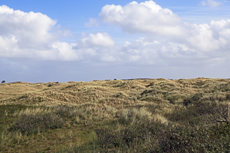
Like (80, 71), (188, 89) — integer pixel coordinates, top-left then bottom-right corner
(1, 80), (5, 83)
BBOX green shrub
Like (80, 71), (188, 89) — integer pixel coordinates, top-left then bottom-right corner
(167, 102), (219, 126)
(158, 126), (195, 153)
(120, 119), (167, 148)
(9, 112), (64, 135)
(157, 124), (230, 153)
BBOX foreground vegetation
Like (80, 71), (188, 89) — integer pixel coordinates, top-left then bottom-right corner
(0, 78), (230, 152)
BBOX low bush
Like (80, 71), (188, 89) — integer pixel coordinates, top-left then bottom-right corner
(93, 118), (167, 151)
(158, 125), (195, 153)
(9, 112), (64, 135)
(167, 101), (226, 126)
(157, 124), (230, 153)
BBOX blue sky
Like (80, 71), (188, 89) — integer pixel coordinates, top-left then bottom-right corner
(0, 0), (230, 83)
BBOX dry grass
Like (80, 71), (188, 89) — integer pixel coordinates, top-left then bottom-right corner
(1, 78), (230, 152)
(1, 78), (228, 107)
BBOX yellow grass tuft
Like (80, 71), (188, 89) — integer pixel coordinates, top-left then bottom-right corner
(152, 114), (169, 125)
(13, 107), (51, 117)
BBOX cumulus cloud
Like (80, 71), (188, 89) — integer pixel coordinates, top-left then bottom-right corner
(79, 33), (115, 47)
(0, 5), (56, 49)
(201, 0), (221, 7)
(0, 5), (57, 58)
(97, 0), (229, 54)
(0, 5), (119, 61)
(182, 20), (230, 54)
(1, 3), (230, 68)
(0, 5), (108, 61)
(99, 0), (185, 37)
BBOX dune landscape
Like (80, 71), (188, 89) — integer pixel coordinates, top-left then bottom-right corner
(0, 78), (230, 152)
(1, 0), (230, 152)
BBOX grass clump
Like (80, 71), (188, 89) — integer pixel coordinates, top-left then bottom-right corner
(52, 105), (81, 119)
(95, 128), (120, 149)
(118, 107), (152, 125)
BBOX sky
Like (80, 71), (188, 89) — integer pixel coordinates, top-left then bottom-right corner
(0, 0), (230, 83)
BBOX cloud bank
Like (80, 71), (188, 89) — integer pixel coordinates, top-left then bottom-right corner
(0, 1), (230, 68)
(97, 1), (230, 66)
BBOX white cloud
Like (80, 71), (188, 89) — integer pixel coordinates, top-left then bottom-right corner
(120, 37), (161, 64)
(79, 33), (115, 47)
(0, 5), (57, 49)
(201, 0), (221, 7)
(51, 42), (79, 61)
(0, 5), (116, 61)
(0, 5), (57, 58)
(219, 29), (230, 40)
(185, 20), (230, 52)
(99, 1), (185, 37)
(186, 23), (220, 52)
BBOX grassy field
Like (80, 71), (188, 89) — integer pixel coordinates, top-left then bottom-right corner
(0, 78), (230, 152)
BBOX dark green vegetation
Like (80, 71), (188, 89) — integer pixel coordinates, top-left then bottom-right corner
(0, 78), (230, 152)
